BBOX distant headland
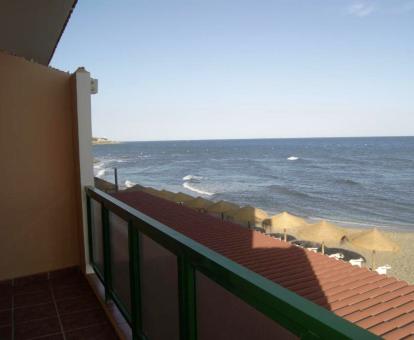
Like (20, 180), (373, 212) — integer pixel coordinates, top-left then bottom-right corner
(92, 137), (119, 145)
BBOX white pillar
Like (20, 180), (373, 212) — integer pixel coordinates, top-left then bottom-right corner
(74, 67), (97, 274)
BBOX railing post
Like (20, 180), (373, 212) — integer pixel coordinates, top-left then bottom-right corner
(86, 195), (94, 265)
(102, 205), (112, 302)
(129, 223), (143, 340)
(178, 256), (197, 340)
(114, 167), (119, 192)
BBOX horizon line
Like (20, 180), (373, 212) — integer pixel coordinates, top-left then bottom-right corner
(95, 135), (414, 143)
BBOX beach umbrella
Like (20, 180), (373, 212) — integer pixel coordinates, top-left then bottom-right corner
(263, 211), (307, 242)
(347, 228), (399, 270)
(206, 201), (240, 219)
(297, 220), (345, 254)
(170, 192), (194, 203)
(225, 206), (268, 229)
(184, 197), (213, 211)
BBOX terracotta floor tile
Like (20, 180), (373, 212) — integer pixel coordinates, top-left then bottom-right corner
(0, 296), (12, 311)
(0, 309), (12, 327)
(34, 335), (64, 340)
(14, 303), (57, 324)
(0, 279), (12, 287)
(0, 280), (13, 297)
(0, 325), (12, 340)
(53, 285), (93, 301)
(14, 290), (52, 308)
(14, 316), (61, 340)
(50, 275), (87, 290)
(56, 295), (100, 315)
(13, 281), (51, 296)
(60, 308), (108, 332)
(65, 323), (119, 340)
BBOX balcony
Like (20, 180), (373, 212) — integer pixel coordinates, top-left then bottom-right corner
(0, 267), (118, 340)
(85, 186), (379, 340)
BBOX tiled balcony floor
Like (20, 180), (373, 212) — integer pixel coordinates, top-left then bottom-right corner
(0, 267), (119, 340)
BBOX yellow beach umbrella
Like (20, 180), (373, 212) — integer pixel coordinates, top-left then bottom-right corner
(298, 220), (345, 253)
(184, 197), (213, 211)
(348, 228), (399, 270)
(171, 192), (194, 203)
(263, 211), (307, 241)
(206, 201), (240, 219)
(225, 206), (268, 229)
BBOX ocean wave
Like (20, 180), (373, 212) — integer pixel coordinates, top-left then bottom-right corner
(125, 180), (136, 188)
(287, 156), (299, 161)
(183, 174), (203, 182)
(335, 178), (360, 186)
(267, 184), (310, 199)
(95, 169), (105, 178)
(100, 158), (129, 165)
(183, 182), (214, 196)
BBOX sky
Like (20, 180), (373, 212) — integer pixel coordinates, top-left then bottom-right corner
(52, 0), (414, 141)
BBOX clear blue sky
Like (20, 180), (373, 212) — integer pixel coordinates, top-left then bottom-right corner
(52, 0), (414, 141)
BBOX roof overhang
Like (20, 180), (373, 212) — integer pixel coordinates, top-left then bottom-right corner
(0, 0), (77, 65)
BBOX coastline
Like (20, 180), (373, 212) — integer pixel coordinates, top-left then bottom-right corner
(96, 176), (414, 285)
(92, 137), (120, 145)
(92, 140), (120, 145)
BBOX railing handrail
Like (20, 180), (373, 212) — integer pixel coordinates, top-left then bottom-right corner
(86, 186), (379, 340)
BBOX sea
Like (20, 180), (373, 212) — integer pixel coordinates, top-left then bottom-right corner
(93, 137), (414, 231)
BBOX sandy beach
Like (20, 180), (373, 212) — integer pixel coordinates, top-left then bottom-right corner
(344, 229), (414, 285)
(285, 224), (414, 285)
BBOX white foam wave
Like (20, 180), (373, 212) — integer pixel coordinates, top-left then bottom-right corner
(125, 180), (136, 188)
(183, 182), (214, 196)
(183, 175), (203, 181)
(95, 169), (105, 178)
(287, 156), (299, 161)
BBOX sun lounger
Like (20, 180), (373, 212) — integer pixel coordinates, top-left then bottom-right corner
(375, 265), (391, 275)
(328, 253), (344, 260)
(349, 258), (364, 267)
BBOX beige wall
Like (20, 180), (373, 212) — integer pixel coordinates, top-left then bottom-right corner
(0, 52), (81, 280)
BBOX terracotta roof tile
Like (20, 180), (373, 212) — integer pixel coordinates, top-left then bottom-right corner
(382, 322), (414, 339)
(371, 313), (414, 336)
(113, 191), (414, 339)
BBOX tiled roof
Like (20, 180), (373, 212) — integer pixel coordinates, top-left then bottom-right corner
(113, 191), (414, 339)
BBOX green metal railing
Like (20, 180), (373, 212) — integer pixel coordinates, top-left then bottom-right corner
(86, 186), (379, 340)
